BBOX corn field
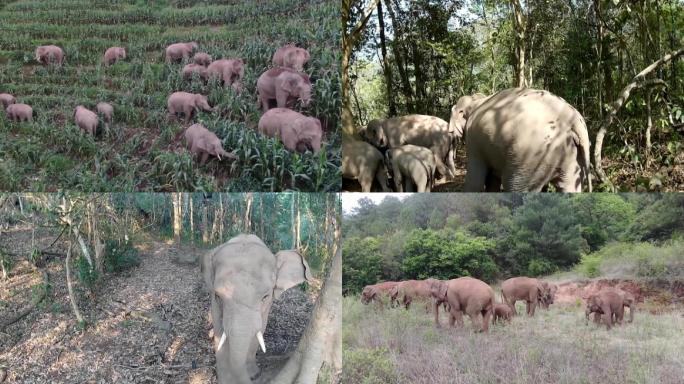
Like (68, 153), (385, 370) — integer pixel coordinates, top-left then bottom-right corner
(0, 0), (341, 191)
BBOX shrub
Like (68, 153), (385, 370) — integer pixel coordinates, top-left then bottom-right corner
(342, 348), (401, 384)
(104, 239), (140, 272)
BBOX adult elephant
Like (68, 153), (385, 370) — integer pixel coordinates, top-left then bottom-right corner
(501, 277), (553, 316)
(361, 115), (455, 180)
(426, 277), (495, 332)
(538, 281), (558, 310)
(589, 288), (635, 324)
(361, 281), (399, 307)
(389, 279), (433, 311)
(449, 88), (592, 192)
(201, 234), (311, 384)
(342, 140), (391, 192)
(585, 289), (625, 330)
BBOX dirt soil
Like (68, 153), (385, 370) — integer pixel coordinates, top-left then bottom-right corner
(0, 228), (314, 383)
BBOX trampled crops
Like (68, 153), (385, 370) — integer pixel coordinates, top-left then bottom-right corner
(0, 0), (340, 191)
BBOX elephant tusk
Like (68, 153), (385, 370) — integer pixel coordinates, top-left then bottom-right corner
(256, 331), (266, 353)
(217, 332), (227, 351)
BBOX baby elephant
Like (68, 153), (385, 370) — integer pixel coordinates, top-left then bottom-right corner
(74, 105), (98, 135)
(493, 303), (513, 324)
(0, 93), (16, 109)
(193, 52), (212, 66)
(103, 47), (126, 65)
(342, 140), (391, 192)
(385, 144), (436, 192)
(206, 58), (244, 89)
(258, 108), (322, 154)
(35, 45), (64, 65)
(96, 102), (113, 130)
(165, 42), (198, 63)
(256, 67), (312, 111)
(6, 103), (33, 122)
(184, 123), (236, 164)
(167, 92), (213, 123)
(182, 64), (209, 82)
(272, 44), (310, 72)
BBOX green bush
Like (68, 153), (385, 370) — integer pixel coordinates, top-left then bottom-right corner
(342, 348), (401, 384)
(104, 239), (140, 273)
(75, 255), (100, 289)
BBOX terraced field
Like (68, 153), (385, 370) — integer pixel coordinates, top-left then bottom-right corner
(0, 0), (340, 191)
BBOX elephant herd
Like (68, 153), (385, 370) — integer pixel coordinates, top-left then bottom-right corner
(361, 276), (635, 333)
(343, 88), (593, 192)
(1, 41), (323, 166)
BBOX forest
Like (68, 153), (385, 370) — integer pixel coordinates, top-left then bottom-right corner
(0, 193), (341, 383)
(342, 0), (684, 191)
(343, 193), (684, 294)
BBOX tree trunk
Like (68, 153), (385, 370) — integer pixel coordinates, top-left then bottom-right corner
(259, 196), (265, 239)
(245, 193), (253, 233)
(295, 194), (301, 250)
(189, 196), (194, 244)
(65, 245), (84, 323)
(173, 193), (182, 242)
(202, 198), (209, 244)
(511, 0), (526, 88)
(291, 194), (296, 249)
(377, 0), (395, 116)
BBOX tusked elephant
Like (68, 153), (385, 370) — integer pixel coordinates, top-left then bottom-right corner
(201, 234), (312, 384)
(0, 93), (16, 109)
(361, 281), (399, 308)
(167, 92), (213, 123)
(361, 115), (455, 180)
(427, 277), (495, 332)
(257, 108), (322, 154)
(185, 123), (237, 164)
(256, 67), (312, 111)
(585, 289), (625, 330)
(450, 88), (592, 192)
(501, 276), (554, 316)
(342, 140), (391, 192)
(385, 144), (436, 192)
(35, 45), (64, 66)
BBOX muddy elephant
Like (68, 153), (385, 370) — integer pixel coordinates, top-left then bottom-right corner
(167, 92), (213, 123)
(103, 47), (126, 65)
(256, 67), (312, 111)
(193, 52), (212, 66)
(272, 44), (310, 72)
(342, 140), (391, 192)
(362, 115), (455, 180)
(5, 103), (33, 122)
(589, 288), (635, 325)
(385, 144), (436, 192)
(207, 59), (244, 89)
(361, 281), (399, 308)
(185, 123), (236, 164)
(450, 88), (592, 192)
(74, 105), (98, 135)
(0, 93), (16, 109)
(389, 280), (433, 312)
(257, 108), (322, 154)
(96, 102), (113, 131)
(501, 277), (553, 316)
(35, 45), (64, 65)
(427, 277), (495, 332)
(585, 289), (625, 330)
(539, 281), (558, 310)
(165, 42), (198, 63)
(182, 63), (209, 82)
(201, 234), (312, 384)
(493, 303), (513, 324)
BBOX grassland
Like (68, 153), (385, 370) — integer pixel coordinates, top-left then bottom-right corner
(0, 0), (340, 191)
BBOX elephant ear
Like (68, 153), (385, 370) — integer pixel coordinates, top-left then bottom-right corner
(200, 247), (217, 291)
(436, 281), (448, 301)
(273, 250), (312, 299)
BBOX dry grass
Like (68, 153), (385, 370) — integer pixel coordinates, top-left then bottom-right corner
(343, 296), (684, 384)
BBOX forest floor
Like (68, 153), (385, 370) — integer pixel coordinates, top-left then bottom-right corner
(343, 278), (684, 384)
(0, 226), (314, 383)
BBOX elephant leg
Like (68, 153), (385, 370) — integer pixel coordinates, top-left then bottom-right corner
(481, 309), (492, 332)
(404, 295), (412, 310)
(593, 312), (601, 324)
(466, 311), (483, 332)
(275, 91), (289, 108)
(200, 152), (209, 164)
(404, 178), (415, 192)
(484, 172), (501, 192)
(359, 173), (372, 192)
(446, 146), (457, 178)
(601, 306), (613, 330)
(431, 149), (453, 180)
(529, 300), (537, 316)
(375, 164), (390, 192)
(392, 164), (403, 192)
(415, 173), (428, 193)
(433, 300), (441, 327)
(210, 295), (223, 349)
(463, 155), (487, 192)
(554, 158), (583, 192)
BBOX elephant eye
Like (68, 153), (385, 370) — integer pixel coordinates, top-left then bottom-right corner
(262, 293), (270, 301)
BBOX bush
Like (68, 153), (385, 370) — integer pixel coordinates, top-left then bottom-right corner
(342, 348), (401, 384)
(104, 239), (140, 273)
(75, 255), (100, 289)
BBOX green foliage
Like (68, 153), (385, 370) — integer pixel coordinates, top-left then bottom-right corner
(342, 237), (384, 295)
(104, 239), (139, 273)
(576, 241), (684, 280)
(75, 256), (100, 289)
(342, 348), (401, 384)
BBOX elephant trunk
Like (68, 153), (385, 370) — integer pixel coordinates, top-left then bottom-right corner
(627, 304), (634, 323)
(217, 306), (264, 384)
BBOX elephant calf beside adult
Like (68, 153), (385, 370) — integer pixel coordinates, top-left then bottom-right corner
(384, 144), (436, 192)
(450, 88), (592, 192)
(427, 277), (495, 332)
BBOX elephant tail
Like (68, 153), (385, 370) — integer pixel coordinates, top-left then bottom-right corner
(572, 114), (592, 192)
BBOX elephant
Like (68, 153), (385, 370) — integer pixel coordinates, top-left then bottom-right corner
(385, 144), (436, 192)
(342, 140), (391, 192)
(493, 303), (513, 324)
(501, 277), (553, 316)
(35, 45), (64, 66)
(256, 67), (312, 112)
(389, 279), (433, 312)
(5, 103), (33, 122)
(361, 281), (399, 308)
(0, 93), (16, 109)
(193, 52), (212, 66)
(201, 234), (312, 384)
(103, 47), (126, 65)
(585, 289), (625, 330)
(167, 92), (213, 123)
(182, 63), (209, 82)
(96, 102), (113, 131)
(426, 277), (495, 332)
(207, 59), (245, 89)
(257, 107), (322, 154)
(165, 42), (198, 63)
(589, 288), (635, 324)
(185, 123), (237, 164)
(272, 44), (310, 72)
(74, 105), (98, 135)
(539, 281), (558, 310)
(361, 115), (456, 180)
(449, 88), (592, 192)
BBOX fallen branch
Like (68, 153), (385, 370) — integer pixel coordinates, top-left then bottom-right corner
(65, 244), (84, 323)
(0, 269), (48, 331)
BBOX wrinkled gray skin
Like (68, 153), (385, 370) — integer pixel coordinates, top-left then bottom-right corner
(201, 234), (312, 384)
(5, 103), (33, 122)
(427, 277), (495, 332)
(103, 47), (126, 65)
(207, 59), (245, 89)
(185, 123), (236, 164)
(362, 115), (455, 180)
(501, 277), (554, 316)
(193, 52), (212, 66)
(96, 102), (113, 130)
(165, 42), (198, 63)
(167, 92), (213, 123)
(0, 93), (16, 109)
(182, 63), (209, 82)
(257, 108), (322, 154)
(272, 44), (310, 72)
(35, 45), (64, 66)
(74, 105), (98, 135)
(342, 140), (391, 192)
(585, 289), (625, 330)
(256, 67), (312, 112)
(385, 144), (436, 192)
(450, 88), (592, 192)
